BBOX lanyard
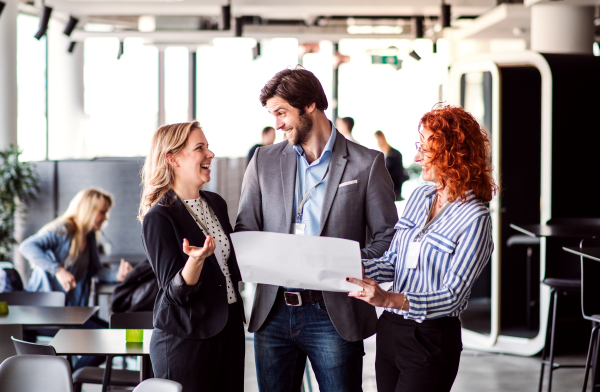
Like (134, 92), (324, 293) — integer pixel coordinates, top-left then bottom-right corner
(177, 194), (212, 235)
(296, 154), (331, 223)
(414, 200), (452, 241)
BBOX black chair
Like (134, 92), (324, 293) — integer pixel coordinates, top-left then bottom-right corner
(98, 311), (154, 392)
(11, 337), (140, 392)
(507, 234), (541, 330)
(577, 237), (600, 392)
(0, 291), (65, 306)
(538, 218), (600, 392)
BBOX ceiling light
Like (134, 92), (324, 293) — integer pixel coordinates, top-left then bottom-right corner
(138, 15), (156, 32)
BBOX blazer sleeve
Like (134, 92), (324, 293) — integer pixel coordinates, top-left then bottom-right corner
(142, 210), (202, 306)
(235, 146), (263, 232)
(361, 152), (398, 260)
(18, 229), (64, 275)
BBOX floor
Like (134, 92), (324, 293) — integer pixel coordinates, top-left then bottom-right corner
(82, 336), (593, 392)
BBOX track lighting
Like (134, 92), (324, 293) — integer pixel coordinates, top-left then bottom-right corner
(117, 40), (124, 59)
(63, 16), (78, 37)
(409, 50), (421, 61)
(34, 6), (53, 40)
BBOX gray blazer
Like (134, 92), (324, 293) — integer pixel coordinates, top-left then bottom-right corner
(235, 130), (398, 341)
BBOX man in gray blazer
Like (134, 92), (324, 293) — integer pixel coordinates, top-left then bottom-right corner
(236, 68), (398, 392)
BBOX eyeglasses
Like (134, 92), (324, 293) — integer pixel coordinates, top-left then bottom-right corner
(415, 142), (427, 155)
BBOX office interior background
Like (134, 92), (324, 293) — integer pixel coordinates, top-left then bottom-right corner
(1, 0), (600, 391)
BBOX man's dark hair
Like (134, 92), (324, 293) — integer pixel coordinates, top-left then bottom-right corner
(260, 68), (328, 112)
(374, 130), (385, 138)
(341, 117), (355, 132)
(262, 126), (275, 135)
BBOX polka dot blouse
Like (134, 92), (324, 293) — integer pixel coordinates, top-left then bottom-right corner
(185, 196), (237, 304)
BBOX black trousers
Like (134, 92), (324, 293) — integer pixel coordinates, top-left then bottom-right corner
(150, 303), (245, 392)
(376, 311), (462, 392)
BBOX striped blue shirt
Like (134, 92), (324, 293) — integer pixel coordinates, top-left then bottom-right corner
(363, 184), (493, 322)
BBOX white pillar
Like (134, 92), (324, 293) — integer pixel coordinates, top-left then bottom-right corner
(47, 19), (85, 159)
(0, 0), (18, 150)
(531, 4), (595, 55)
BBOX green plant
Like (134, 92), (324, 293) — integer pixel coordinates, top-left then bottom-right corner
(0, 145), (40, 262)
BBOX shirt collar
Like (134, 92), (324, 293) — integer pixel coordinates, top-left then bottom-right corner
(292, 121), (337, 162)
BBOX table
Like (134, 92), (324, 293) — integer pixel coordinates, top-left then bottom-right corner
(0, 306), (98, 327)
(563, 247), (600, 261)
(52, 329), (153, 392)
(510, 224), (600, 238)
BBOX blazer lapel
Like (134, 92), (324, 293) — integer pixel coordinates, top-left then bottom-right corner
(165, 190), (218, 267)
(318, 131), (348, 235)
(280, 142), (297, 234)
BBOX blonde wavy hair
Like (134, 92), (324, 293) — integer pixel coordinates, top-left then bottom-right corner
(138, 121), (202, 222)
(42, 187), (113, 267)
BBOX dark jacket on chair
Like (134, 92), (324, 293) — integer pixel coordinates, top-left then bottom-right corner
(141, 189), (245, 340)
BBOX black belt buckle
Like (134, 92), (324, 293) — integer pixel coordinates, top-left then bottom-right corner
(284, 291), (302, 306)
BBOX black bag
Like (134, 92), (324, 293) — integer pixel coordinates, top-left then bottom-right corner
(110, 259), (158, 313)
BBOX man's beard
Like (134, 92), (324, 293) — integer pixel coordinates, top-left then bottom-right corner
(290, 110), (313, 146)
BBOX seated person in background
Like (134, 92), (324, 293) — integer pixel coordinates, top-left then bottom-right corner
(247, 126), (276, 164)
(19, 187), (132, 306)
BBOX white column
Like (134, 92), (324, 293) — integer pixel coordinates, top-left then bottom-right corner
(531, 4), (594, 54)
(0, 0), (18, 150)
(47, 19), (85, 159)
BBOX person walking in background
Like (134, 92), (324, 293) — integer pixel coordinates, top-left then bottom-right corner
(375, 130), (407, 201)
(247, 126), (276, 164)
(336, 116), (357, 143)
(349, 105), (497, 392)
(139, 121), (245, 392)
(236, 67), (397, 392)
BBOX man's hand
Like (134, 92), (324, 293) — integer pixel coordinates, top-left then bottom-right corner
(55, 267), (76, 292)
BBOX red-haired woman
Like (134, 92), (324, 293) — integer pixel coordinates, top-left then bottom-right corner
(347, 104), (497, 392)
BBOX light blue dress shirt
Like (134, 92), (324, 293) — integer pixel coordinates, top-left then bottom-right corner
(292, 123), (337, 237)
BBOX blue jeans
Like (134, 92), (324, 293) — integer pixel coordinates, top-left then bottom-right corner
(254, 294), (364, 392)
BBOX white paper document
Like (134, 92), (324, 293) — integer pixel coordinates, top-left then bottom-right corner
(230, 231), (362, 292)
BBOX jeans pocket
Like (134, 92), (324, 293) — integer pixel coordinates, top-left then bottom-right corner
(316, 300), (329, 316)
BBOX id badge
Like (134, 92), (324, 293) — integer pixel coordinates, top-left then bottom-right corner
(406, 240), (421, 269)
(294, 223), (306, 235)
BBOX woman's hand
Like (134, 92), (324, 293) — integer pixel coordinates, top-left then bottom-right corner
(116, 259), (133, 282)
(55, 267), (77, 292)
(347, 276), (392, 308)
(183, 237), (215, 262)
(180, 236), (215, 286)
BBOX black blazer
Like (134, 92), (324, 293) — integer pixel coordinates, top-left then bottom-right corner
(141, 189), (244, 339)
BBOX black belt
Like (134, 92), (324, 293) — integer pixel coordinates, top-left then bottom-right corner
(282, 290), (323, 306)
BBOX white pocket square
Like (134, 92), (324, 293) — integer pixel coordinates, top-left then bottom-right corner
(339, 180), (358, 188)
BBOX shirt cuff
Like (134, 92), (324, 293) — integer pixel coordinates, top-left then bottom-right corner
(403, 292), (427, 323)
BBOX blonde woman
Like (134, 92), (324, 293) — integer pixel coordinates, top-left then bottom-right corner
(139, 121), (245, 392)
(20, 187), (132, 306)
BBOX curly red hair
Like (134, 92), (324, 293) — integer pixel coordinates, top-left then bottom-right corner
(420, 104), (497, 203)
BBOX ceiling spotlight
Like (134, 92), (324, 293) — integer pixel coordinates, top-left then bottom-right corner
(222, 5), (231, 30)
(235, 16), (243, 37)
(34, 6), (53, 40)
(138, 15), (156, 32)
(67, 41), (76, 53)
(253, 42), (261, 60)
(414, 16), (424, 39)
(117, 40), (124, 59)
(441, 3), (451, 29)
(433, 40), (437, 54)
(63, 16), (78, 37)
(0, 2), (6, 18)
(409, 50), (421, 61)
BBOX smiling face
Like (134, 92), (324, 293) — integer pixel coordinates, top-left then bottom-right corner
(92, 199), (110, 231)
(415, 126), (440, 185)
(266, 96), (313, 146)
(171, 127), (215, 189)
